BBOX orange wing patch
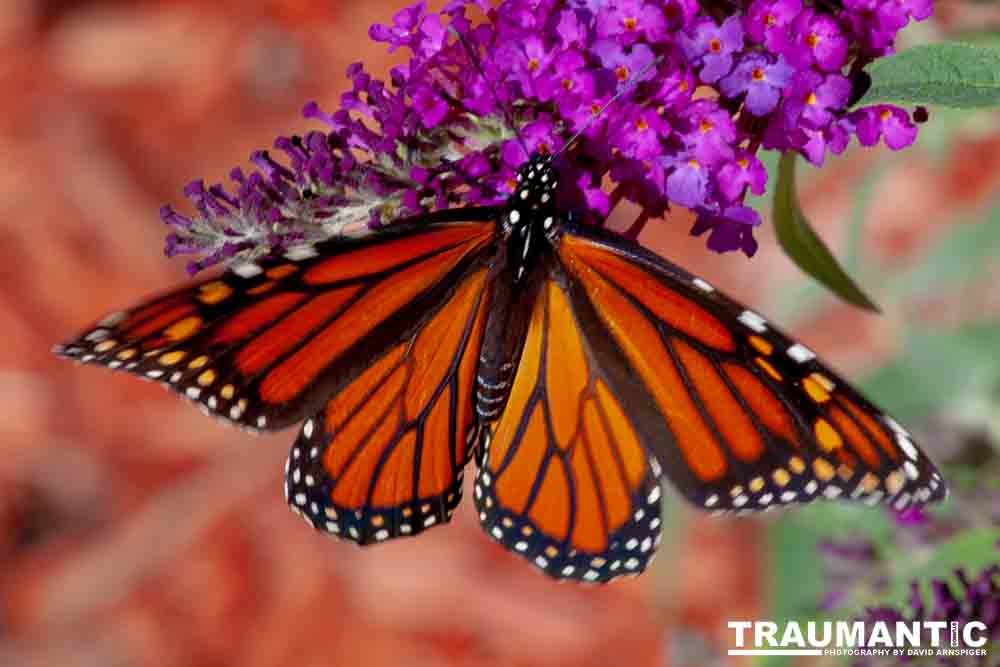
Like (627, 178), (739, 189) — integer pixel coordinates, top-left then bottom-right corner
(723, 364), (798, 444)
(260, 240), (485, 405)
(674, 339), (764, 464)
(303, 223), (491, 284)
(284, 267), (491, 545)
(238, 287), (360, 377)
(495, 406), (548, 514)
(528, 456), (571, 543)
(835, 394), (899, 462)
(560, 234), (735, 352)
(828, 404), (882, 469)
(476, 280), (662, 583)
(126, 303), (198, 343)
(211, 292), (309, 345)
(558, 246), (728, 483)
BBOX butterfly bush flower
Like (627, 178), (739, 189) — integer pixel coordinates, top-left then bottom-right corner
(819, 538), (1000, 662)
(679, 16), (744, 84)
(161, 0), (933, 273)
(859, 560), (1000, 662)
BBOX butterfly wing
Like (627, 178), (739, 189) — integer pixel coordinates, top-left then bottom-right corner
(286, 259), (493, 543)
(57, 215), (497, 432)
(475, 258), (664, 582)
(554, 223), (946, 514)
(59, 213), (501, 543)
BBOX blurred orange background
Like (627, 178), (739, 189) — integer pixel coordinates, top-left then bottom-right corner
(2, 1), (998, 666)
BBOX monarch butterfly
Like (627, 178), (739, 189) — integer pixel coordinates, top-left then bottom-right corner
(57, 150), (946, 583)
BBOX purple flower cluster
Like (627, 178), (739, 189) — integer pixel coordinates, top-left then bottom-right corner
(162, 0), (931, 273)
(860, 559), (999, 662)
(818, 538), (1000, 664)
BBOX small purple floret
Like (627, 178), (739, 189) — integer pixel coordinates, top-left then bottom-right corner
(690, 205), (761, 257)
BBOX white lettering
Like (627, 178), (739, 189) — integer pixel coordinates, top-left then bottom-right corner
(755, 622), (779, 647)
(925, 621), (947, 647)
(837, 621), (866, 647)
(780, 622), (806, 648)
(807, 621), (832, 647)
(728, 622), (752, 647)
(963, 621), (988, 648)
(896, 621), (920, 647)
(868, 622), (893, 648)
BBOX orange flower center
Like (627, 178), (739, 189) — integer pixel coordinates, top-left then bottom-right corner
(709, 38), (722, 54)
(635, 118), (649, 131)
(615, 65), (629, 81)
(528, 58), (540, 72)
(806, 33), (819, 48)
(699, 119), (714, 134)
(751, 67), (766, 81)
(623, 17), (638, 31)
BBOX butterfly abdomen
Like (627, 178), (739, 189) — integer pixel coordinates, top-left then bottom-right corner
(475, 268), (533, 423)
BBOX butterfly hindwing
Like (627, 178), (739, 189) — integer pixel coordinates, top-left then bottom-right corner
(57, 217), (497, 432)
(554, 223), (946, 515)
(286, 261), (493, 543)
(475, 259), (664, 582)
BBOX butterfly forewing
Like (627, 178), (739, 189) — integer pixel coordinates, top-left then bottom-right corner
(554, 223), (946, 514)
(57, 218), (497, 433)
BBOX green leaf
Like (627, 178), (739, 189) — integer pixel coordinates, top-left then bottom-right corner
(771, 155), (887, 324)
(862, 42), (1000, 109)
(772, 152), (881, 312)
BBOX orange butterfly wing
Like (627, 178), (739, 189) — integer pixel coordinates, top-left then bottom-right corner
(475, 262), (663, 582)
(554, 224), (946, 514)
(57, 219), (496, 433)
(285, 263), (492, 542)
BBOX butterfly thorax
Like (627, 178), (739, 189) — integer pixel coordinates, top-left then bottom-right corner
(502, 154), (559, 287)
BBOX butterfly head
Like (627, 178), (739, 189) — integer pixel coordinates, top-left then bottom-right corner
(503, 153), (558, 237)
(501, 154), (560, 285)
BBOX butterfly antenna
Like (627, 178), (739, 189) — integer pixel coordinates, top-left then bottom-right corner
(555, 54), (665, 159)
(449, 26), (532, 160)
